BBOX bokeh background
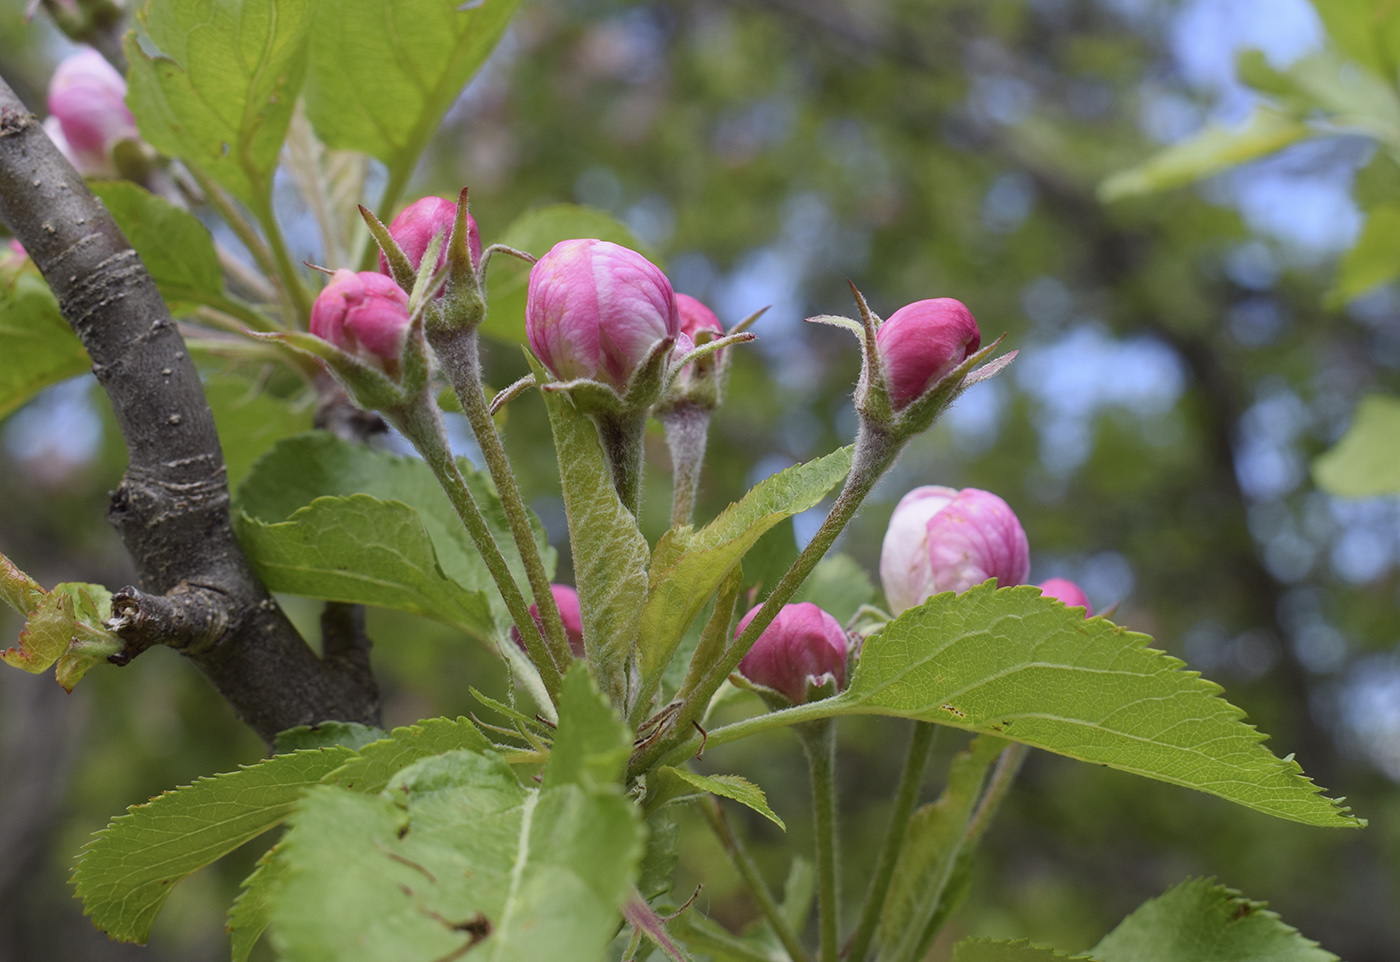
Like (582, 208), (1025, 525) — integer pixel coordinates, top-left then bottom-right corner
(1, 0), (1398, 959)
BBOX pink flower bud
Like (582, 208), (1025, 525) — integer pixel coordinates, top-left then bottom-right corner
(875, 298), (981, 410)
(46, 49), (137, 174)
(526, 239), (679, 392)
(309, 269), (412, 370)
(676, 293), (722, 349)
(736, 602), (849, 704)
(880, 486), (1030, 615)
(378, 196), (482, 279)
(1037, 578), (1093, 617)
(510, 584), (585, 658)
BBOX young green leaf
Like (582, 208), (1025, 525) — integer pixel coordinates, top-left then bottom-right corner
(303, 0), (520, 188)
(0, 271), (89, 420)
(325, 715), (493, 795)
(228, 843), (288, 962)
(652, 767), (786, 831)
(123, 0), (311, 209)
(953, 939), (1094, 962)
(543, 663), (633, 791)
(0, 563), (119, 690)
(1312, 394), (1400, 497)
(539, 385), (650, 708)
(831, 584), (1361, 828)
(72, 747), (356, 943)
(637, 446), (852, 692)
(89, 181), (224, 315)
(270, 749), (645, 962)
(274, 721), (388, 753)
(1092, 877), (1338, 962)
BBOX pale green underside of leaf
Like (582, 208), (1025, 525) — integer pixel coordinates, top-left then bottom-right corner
(482, 204), (657, 343)
(270, 750), (644, 962)
(829, 584), (1360, 828)
(0, 271), (89, 421)
(953, 939), (1093, 962)
(124, 0), (310, 208)
(656, 766), (786, 830)
(303, 0), (520, 170)
(539, 387), (649, 706)
(89, 181), (223, 313)
(1311, 393), (1400, 497)
(1092, 877), (1338, 962)
(72, 747), (356, 943)
(638, 446), (853, 687)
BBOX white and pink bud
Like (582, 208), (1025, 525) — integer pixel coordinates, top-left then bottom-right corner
(379, 195), (481, 280)
(875, 298), (981, 410)
(45, 49), (137, 176)
(880, 485), (1030, 615)
(736, 602), (849, 704)
(510, 584), (585, 659)
(525, 239), (679, 393)
(309, 270), (413, 372)
(1037, 578), (1093, 617)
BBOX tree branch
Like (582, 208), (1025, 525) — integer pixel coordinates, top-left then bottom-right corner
(0, 75), (379, 745)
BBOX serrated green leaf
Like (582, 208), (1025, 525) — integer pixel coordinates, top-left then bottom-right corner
(1312, 393), (1400, 496)
(228, 843), (288, 962)
(303, 0), (519, 173)
(1092, 877), (1338, 962)
(1, 571), (118, 690)
(654, 767), (785, 830)
(0, 271), (89, 421)
(638, 447), (852, 691)
(1099, 108), (1312, 202)
(72, 746), (356, 943)
(544, 663), (632, 790)
(793, 552), (875, 624)
(828, 584), (1360, 828)
(538, 386), (649, 707)
(271, 749), (645, 962)
(89, 181), (223, 314)
(274, 721), (388, 753)
(482, 205), (657, 343)
(203, 375), (315, 486)
(953, 938), (1094, 962)
(882, 735), (1005, 957)
(325, 715), (493, 794)
(236, 431), (554, 639)
(124, 0), (311, 208)
(1326, 205), (1400, 305)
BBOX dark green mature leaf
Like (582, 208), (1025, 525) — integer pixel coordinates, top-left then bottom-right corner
(124, 0), (310, 208)
(203, 375), (315, 486)
(637, 447), (852, 690)
(270, 750), (645, 962)
(1092, 877), (1338, 962)
(1313, 394), (1400, 497)
(543, 663), (632, 791)
(829, 584), (1360, 828)
(653, 766), (786, 830)
(953, 939), (1093, 962)
(1327, 205), (1400, 305)
(0, 271), (89, 421)
(89, 181), (223, 314)
(881, 735), (1004, 955)
(303, 0), (520, 175)
(72, 747), (356, 943)
(538, 386), (649, 706)
(482, 204), (657, 343)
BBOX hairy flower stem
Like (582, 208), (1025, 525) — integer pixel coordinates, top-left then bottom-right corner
(700, 796), (814, 962)
(430, 327), (571, 669)
(596, 409), (649, 519)
(845, 722), (936, 962)
(661, 403), (711, 527)
(391, 398), (562, 703)
(799, 721), (841, 962)
(630, 424), (901, 778)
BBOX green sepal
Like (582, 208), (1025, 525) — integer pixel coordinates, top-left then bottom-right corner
(358, 204), (415, 291)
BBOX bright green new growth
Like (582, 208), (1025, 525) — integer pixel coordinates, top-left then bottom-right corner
(653, 767), (787, 830)
(0, 271), (89, 420)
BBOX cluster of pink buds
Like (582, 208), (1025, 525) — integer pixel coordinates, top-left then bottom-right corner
(44, 49), (139, 177)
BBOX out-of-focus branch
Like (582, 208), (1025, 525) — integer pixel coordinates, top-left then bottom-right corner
(0, 76), (379, 744)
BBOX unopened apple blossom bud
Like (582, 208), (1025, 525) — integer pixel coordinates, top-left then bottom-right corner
(736, 602), (849, 704)
(1037, 578), (1093, 617)
(876, 298), (981, 409)
(510, 584), (585, 658)
(309, 270), (412, 371)
(526, 239), (679, 393)
(379, 196), (482, 279)
(880, 485), (1030, 615)
(674, 293), (723, 357)
(45, 49), (137, 176)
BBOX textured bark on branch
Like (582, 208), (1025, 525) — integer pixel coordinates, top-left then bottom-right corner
(0, 76), (379, 744)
